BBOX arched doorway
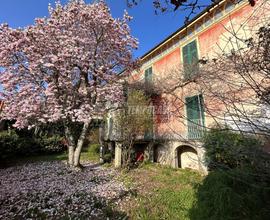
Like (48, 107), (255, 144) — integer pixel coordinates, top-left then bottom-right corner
(176, 146), (199, 170)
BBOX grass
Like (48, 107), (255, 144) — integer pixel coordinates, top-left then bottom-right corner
(121, 163), (204, 220)
(7, 144), (100, 166)
(122, 163), (270, 220)
(80, 143), (100, 162)
(4, 148), (268, 219)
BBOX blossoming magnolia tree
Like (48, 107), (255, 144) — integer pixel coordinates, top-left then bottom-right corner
(0, 0), (138, 167)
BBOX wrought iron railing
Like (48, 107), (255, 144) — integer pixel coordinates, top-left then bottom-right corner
(187, 118), (205, 140)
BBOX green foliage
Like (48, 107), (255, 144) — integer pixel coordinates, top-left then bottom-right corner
(38, 135), (65, 153)
(189, 169), (270, 220)
(0, 130), (66, 163)
(192, 128), (270, 220)
(80, 144), (100, 162)
(0, 130), (20, 160)
(17, 136), (40, 156)
(203, 128), (263, 170)
(103, 153), (112, 163)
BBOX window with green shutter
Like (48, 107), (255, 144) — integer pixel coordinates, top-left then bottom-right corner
(145, 67), (153, 83)
(186, 94), (205, 139)
(144, 121), (153, 140)
(182, 40), (199, 80)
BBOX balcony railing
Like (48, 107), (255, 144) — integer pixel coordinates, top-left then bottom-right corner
(106, 106), (155, 141)
(187, 118), (205, 140)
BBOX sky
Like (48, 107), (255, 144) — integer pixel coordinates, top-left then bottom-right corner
(0, 0), (209, 58)
(0, 0), (210, 93)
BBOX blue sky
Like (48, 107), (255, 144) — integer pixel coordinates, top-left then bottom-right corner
(0, 0), (209, 58)
(0, 0), (210, 93)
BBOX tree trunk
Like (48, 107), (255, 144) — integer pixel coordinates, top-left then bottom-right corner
(73, 121), (91, 167)
(68, 145), (75, 165)
(64, 124), (76, 166)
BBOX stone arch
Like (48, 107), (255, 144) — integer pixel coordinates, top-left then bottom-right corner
(175, 145), (199, 170)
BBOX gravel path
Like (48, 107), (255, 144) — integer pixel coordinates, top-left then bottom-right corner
(0, 161), (128, 219)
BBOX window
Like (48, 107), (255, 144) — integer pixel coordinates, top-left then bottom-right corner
(195, 21), (204, 33)
(186, 94), (205, 139)
(187, 27), (194, 38)
(144, 67), (153, 83)
(205, 15), (213, 27)
(182, 40), (199, 80)
(225, 1), (235, 12)
(144, 106), (154, 140)
(214, 8), (223, 20)
(179, 32), (187, 43)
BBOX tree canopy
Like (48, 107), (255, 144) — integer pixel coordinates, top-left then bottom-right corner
(0, 0), (138, 167)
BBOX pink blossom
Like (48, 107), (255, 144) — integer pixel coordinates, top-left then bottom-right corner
(0, 0), (138, 129)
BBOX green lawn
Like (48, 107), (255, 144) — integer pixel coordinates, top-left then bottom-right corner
(80, 143), (100, 162)
(120, 163), (204, 220)
(6, 147), (267, 220)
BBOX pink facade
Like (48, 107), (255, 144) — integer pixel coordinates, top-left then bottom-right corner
(111, 0), (270, 172)
(129, 0), (268, 140)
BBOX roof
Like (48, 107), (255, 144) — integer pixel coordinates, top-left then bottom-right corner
(140, 0), (225, 60)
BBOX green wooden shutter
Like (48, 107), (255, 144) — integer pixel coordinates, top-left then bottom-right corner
(145, 67), (153, 83)
(183, 44), (190, 79)
(183, 40), (199, 79)
(198, 94), (205, 125)
(186, 96), (200, 121)
(190, 40), (198, 67)
(144, 108), (153, 140)
(186, 94), (205, 139)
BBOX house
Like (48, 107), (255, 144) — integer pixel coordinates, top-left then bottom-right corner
(105, 0), (270, 173)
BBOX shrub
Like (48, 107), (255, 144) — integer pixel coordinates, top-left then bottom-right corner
(0, 130), (19, 160)
(103, 153), (112, 163)
(203, 128), (264, 170)
(0, 130), (66, 162)
(17, 136), (40, 156)
(190, 169), (270, 220)
(38, 135), (65, 154)
(191, 128), (270, 220)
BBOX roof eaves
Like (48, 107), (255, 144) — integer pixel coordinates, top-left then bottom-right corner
(140, 0), (225, 61)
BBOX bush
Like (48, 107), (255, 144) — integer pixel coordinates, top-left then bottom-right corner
(103, 153), (112, 163)
(190, 169), (270, 220)
(0, 130), (19, 160)
(0, 130), (66, 162)
(191, 128), (270, 220)
(38, 135), (65, 153)
(203, 128), (264, 170)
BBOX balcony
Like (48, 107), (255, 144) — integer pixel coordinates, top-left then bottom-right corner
(105, 106), (155, 142)
(187, 118), (205, 140)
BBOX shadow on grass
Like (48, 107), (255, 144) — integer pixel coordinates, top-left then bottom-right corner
(1, 144), (101, 168)
(189, 169), (270, 220)
(0, 153), (68, 168)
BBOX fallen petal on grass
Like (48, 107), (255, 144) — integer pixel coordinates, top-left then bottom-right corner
(0, 161), (128, 219)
